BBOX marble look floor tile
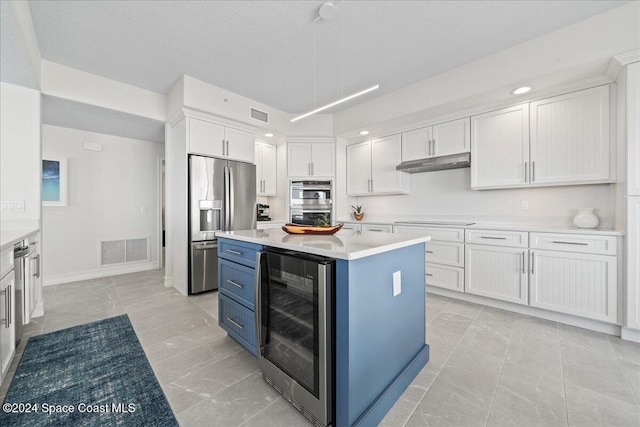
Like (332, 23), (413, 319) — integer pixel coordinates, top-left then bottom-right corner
(378, 396), (419, 427)
(619, 359), (640, 402)
(608, 335), (640, 365)
(558, 323), (615, 356)
(457, 319), (513, 360)
(441, 299), (482, 320)
(565, 381), (640, 427)
(143, 323), (228, 365)
(240, 397), (312, 427)
(561, 343), (637, 405)
(424, 293), (452, 322)
(177, 371), (280, 427)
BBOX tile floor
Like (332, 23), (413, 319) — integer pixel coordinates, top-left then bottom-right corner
(1, 269), (639, 426)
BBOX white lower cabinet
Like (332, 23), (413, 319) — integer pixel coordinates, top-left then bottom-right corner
(425, 263), (464, 292)
(341, 222), (362, 231)
(628, 197), (640, 330)
(465, 244), (528, 305)
(0, 268), (15, 383)
(530, 250), (618, 323)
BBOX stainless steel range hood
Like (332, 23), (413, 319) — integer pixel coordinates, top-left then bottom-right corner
(396, 152), (470, 173)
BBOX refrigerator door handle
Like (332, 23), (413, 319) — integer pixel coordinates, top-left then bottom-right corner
(229, 165), (235, 230)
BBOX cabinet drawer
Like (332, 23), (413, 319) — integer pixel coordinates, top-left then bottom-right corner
(425, 242), (464, 267)
(341, 222), (362, 231)
(394, 225), (464, 242)
(362, 223), (393, 233)
(218, 239), (262, 268)
(529, 232), (617, 255)
(219, 259), (255, 309)
(465, 229), (528, 248)
(426, 263), (464, 292)
(219, 294), (256, 355)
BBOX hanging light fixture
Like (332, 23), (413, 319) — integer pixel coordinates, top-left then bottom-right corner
(292, 2), (379, 123)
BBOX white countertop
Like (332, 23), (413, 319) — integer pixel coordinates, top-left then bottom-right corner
(216, 228), (430, 260)
(1, 228), (39, 252)
(340, 219), (623, 236)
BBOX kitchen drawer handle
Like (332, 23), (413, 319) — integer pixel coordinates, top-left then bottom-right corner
(225, 248), (243, 255)
(551, 241), (589, 246)
(368, 228), (383, 232)
(226, 317), (244, 329)
(226, 279), (243, 289)
(425, 250), (434, 254)
(480, 236), (507, 240)
(426, 273), (433, 277)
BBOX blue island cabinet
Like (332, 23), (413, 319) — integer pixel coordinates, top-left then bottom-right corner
(217, 238), (262, 356)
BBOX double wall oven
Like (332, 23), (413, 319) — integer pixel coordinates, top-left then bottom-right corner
(290, 180), (332, 226)
(257, 248), (335, 427)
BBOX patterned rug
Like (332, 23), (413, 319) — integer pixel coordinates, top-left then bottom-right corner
(0, 315), (177, 426)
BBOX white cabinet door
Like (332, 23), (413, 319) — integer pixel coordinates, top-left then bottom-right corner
(287, 143), (312, 176)
(255, 143), (263, 194)
(371, 134), (409, 194)
(530, 85), (610, 184)
(225, 127), (255, 163)
(626, 197), (640, 329)
(261, 142), (277, 196)
(530, 250), (617, 323)
(401, 127), (431, 161)
(0, 270), (15, 380)
(471, 104), (529, 189)
(311, 143), (334, 177)
(346, 141), (372, 196)
(628, 62), (640, 196)
(465, 244), (528, 305)
(189, 118), (225, 157)
(432, 117), (470, 156)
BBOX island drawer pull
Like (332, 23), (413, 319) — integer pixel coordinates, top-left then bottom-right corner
(226, 279), (243, 288)
(426, 273), (433, 277)
(226, 317), (244, 329)
(480, 236), (507, 240)
(225, 248), (243, 255)
(551, 241), (588, 246)
(425, 250), (434, 254)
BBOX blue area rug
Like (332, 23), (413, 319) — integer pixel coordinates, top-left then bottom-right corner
(1, 315), (177, 427)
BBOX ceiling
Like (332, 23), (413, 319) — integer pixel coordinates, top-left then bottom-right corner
(24, 0), (629, 116)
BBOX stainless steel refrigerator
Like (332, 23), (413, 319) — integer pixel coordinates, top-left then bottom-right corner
(189, 155), (256, 294)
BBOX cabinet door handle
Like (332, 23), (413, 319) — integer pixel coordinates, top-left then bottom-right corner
(551, 241), (588, 246)
(225, 248), (243, 255)
(371, 179), (374, 192)
(521, 252), (525, 274)
(222, 139), (226, 155)
(524, 162), (528, 182)
(0, 287), (6, 327)
(226, 279), (244, 289)
(480, 236), (507, 240)
(530, 252), (535, 274)
(226, 140), (230, 156)
(532, 161), (535, 182)
(226, 317), (244, 329)
(432, 139), (436, 156)
(311, 162), (314, 176)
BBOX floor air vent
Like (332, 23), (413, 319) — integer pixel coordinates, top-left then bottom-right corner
(101, 238), (149, 265)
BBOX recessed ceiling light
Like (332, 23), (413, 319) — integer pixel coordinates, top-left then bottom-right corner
(512, 86), (531, 95)
(264, 133), (274, 137)
(359, 130), (369, 135)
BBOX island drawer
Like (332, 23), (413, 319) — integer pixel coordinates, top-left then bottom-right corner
(218, 239), (262, 268)
(425, 242), (464, 267)
(394, 226), (464, 242)
(529, 232), (616, 255)
(219, 258), (255, 310)
(465, 229), (528, 248)
(219, 294), (257, 356)
(426, 263), (464, 292)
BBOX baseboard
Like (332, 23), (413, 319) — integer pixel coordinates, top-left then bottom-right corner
(163, 275), (174, 288)
(427, 286), (621, 337)
(621, 327), (640, 343)
(32, 300), (45, 318)
(43, 261), (159, 286)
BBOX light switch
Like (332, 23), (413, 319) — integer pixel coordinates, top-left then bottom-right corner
(393, 271), (401, 297)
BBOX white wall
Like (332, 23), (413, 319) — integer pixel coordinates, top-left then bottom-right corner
(337, 166), (615, 227)
(41, 125), (164, 285)
(0, 82), (41, 227)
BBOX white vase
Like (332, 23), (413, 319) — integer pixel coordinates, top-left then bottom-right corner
(573, 208), (599, 229)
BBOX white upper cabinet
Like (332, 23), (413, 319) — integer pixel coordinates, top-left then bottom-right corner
(530, 85), (611, 184)
(401, 118), (470, 162)
(255, 142), (277, 196)
(627, 62), (640, 196)
(287, 142), (334, 177)
(188, 117), (255, 163)
(347, 135), (409, 196)
(471, 104), (530, 189)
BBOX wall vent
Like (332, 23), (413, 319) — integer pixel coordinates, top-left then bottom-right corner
(101, 238), (149, 266)
(250, 108), (269, 123)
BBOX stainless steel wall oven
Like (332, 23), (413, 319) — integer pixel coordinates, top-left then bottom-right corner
(256, 248), (334, 427)
(290, 180), (332, 225)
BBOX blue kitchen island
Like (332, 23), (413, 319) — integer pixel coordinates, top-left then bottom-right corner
(216, 228), (431, 427)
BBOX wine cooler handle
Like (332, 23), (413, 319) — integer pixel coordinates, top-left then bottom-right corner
(254, 251), (264, 353)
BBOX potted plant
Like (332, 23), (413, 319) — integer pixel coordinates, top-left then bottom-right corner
(351, 205), (365, 221)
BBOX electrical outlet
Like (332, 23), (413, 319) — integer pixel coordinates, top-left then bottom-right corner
(15, 201), (25, 211)
(393, 271), (401, 297)
(521, 200), (529, 210)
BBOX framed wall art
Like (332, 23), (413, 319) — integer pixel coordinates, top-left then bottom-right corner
(42, 157), (68, 206)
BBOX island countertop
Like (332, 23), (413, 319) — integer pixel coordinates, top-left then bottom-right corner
(216, 228), (430, 260)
